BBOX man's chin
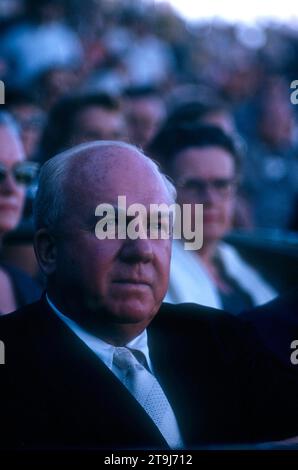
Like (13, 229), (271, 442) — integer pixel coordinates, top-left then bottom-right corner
(107, 300), (158, 324)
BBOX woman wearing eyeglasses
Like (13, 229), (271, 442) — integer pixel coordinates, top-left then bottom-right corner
(149, 123), (277, 314)
(0, 112), (41, 314)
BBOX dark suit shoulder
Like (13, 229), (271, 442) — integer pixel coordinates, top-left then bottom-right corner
(156, 302), (257, 364)
(242, 290), (298, 322)
(241, 291), (298, 366)
(0, 297), (45, 342)
(159, 301), (249, 333)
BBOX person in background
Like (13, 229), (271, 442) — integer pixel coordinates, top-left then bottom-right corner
(239, 76), (298, 230)
(39, 92), (128, 164)
(149, 124), (277, 314)
(2, 92), (45, 279)
(0, 0), (83, 89)
(241, 289), (298, 367)
(4, 89), (46, 160)
(153, 97), (252, 229)
(0, 112), (41, 314)
(34, 65), (81, 112)
(124, 85), (166, 149)
(165, 97), (237, 137)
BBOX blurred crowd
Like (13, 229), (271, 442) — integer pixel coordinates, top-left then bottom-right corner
(0, 0), (298, 314)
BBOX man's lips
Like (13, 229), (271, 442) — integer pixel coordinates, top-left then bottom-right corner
(113, 279), (151, 286)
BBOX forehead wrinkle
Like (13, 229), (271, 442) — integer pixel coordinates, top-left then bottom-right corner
(62, 145), (169, 216)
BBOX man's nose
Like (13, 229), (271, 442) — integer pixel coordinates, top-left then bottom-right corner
(201, 186), (220, 205)
(119, 237), (154, 263)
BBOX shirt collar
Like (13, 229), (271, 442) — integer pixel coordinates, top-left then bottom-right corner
(46, 294), (152, 372)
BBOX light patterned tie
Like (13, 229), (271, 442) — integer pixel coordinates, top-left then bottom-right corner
(113, 346), (184, 449)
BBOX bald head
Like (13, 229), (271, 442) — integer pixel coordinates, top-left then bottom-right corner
(34, 141), (176, 233)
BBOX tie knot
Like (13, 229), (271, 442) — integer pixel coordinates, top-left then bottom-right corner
(113, 347), (140, 371)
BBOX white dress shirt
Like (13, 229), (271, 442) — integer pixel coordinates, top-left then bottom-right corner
(46, 294), (153, 380)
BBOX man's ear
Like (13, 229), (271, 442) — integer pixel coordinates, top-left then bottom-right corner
(34, 229), (57, 276)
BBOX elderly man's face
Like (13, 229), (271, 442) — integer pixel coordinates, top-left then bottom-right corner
(50, 147), (172, 334)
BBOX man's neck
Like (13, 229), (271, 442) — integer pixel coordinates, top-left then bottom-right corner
(46, 291), (151, 346)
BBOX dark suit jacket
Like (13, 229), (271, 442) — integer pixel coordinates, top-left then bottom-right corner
(0, 296), (298, 450)
(242, 290), (298, 367)
(0, 262), (41, 312)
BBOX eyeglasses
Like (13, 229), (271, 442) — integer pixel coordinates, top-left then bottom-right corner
(176, 177), (237, 199)
(0, 161), (40, 186)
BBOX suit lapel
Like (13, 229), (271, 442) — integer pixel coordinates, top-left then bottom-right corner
(24, 297), (169, 448)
